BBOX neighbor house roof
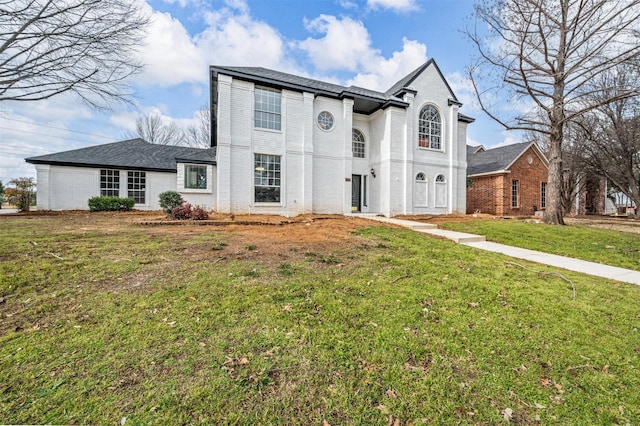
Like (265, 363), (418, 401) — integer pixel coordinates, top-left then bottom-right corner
(467, 141), (548, 177)
(211, 60), (471, 120)
(26, 138), (216, 172)
(466, 145), (485, 157)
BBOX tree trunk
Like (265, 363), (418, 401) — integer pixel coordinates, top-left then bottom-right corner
(544, 141), (565, 224)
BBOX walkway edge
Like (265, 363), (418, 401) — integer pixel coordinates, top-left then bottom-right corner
(357, 215), (640, 286)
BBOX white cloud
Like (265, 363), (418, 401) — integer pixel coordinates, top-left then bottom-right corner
(367, 0), (419, 12)
(296, 16), (427, 92)
(298, 15), (376, 72)
(445, 71), (479, 110)
(135, 1), (286, 86)
(159, 0), (194, 6)
(198, 10), (285, 68)
(337, 0), (358, 9)
(0, 109), (115, 181)
(135, 7), (207, 86)
(348, 38), (427, 92)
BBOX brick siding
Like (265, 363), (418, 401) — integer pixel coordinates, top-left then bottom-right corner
(467, 146), (548, 216)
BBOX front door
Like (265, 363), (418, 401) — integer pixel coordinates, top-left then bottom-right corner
(351, 174), (361, 212)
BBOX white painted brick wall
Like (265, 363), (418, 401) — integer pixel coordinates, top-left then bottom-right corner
(36, 165), (179, 211)
(215, 62), (470, 217)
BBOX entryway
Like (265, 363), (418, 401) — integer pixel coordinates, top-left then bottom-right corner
(351, 174), (361, 212)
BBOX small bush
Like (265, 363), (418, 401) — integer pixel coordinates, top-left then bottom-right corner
(170, 203), (209, 220)
(88, 196), (135, 212)
(159, 191), (183, 214)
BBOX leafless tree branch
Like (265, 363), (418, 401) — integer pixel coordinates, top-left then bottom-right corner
(466, 0), (640, 224)
(0, 0), (149, 109)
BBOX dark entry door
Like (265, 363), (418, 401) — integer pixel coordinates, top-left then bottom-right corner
(351, 174), (361, 212)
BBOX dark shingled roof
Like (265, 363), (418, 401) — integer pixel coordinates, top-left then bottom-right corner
(26, 138), (216, 172)
(466, 145), (485, 157)
(467, 141), (543, 176)
(211, 60), (470, 119)
(384, 59), (460, 105)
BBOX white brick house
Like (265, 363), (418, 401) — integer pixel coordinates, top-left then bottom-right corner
(26, 60), (473, 216)
(211, 59), (473, 216)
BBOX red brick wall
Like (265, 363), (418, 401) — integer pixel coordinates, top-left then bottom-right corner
(466, 175), (501, 215)
(467, 146), (548, 216)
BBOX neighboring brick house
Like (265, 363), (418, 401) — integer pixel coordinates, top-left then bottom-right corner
(27, 60), (475, 215)
(466, 142), (549, 216)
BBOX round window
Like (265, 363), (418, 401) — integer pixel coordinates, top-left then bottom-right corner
(317, 111), (334, 131)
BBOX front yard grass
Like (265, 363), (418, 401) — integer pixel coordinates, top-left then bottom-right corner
(1, 213), (640, 424)
(439, 219), (640, 271)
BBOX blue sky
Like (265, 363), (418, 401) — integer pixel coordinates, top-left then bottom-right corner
(0, 0), (516, 183)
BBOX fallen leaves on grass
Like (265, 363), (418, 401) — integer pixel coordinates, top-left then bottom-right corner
(502, 407), (513, 422)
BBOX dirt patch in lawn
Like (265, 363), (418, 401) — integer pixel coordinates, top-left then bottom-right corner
(566, 216), (640, 234)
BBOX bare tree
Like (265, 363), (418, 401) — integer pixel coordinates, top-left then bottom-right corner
(528, 127), (587, 215)
(126, 112), (184, 146)
(0, 0), (149, 109)
(574, 65), (640, 217)
(183, 105), (211, 148)
(468, 0), (640, 224)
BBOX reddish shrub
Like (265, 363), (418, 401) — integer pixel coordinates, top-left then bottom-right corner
(171, 203), (209, 220)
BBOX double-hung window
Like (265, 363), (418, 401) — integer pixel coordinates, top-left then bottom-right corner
(100, 169), (119, 197)
(128, 171), (146, 204)
(185, 164), (207, 189)
(511, 179), (519, 208)
(254, 154), (281, 203)
(255, 87), (281, 130)
(541, 182), (547, 209)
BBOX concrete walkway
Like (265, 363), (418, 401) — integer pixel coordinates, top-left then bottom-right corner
(359, 215), (640, 286)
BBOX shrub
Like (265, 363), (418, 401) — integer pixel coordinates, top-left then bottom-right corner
(159, 191), (183, 214)
(8, 177), (35, 212)
(170, 202), (209, 220)
(88, 196), (135, 212)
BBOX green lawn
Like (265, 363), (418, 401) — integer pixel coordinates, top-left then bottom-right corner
(1, 213), (640, 425)
(439, 219), (640, 271)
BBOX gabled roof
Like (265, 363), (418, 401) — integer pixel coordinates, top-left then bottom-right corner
(26, 138), (216, 172)
(467, 141), (548, 177)
(384, 59), (460, 105)
(466, 145), (485, 157)
(211, 65), (406, 115)
(211, 60), (471, 120)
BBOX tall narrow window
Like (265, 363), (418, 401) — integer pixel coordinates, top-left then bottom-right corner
(435, 174), (447, 207)
(352, 128), (365, 158)
(254, 87), (281, 130)
(418, 105), (442, 150)
(541, 182), (547, 209)
(511, 179), (519, 208)
(254, 154), (281, 203)
(363, 175), (367, 207)
(127, 171), (146, 204)
(100, 169), (119, 197)
(415, 173), (427, 207)
(185, 165), (207, 189)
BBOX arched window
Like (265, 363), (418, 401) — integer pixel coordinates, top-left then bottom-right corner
(415, 173), (427, 207)
(418, 105), (442, 150)
(435, 174), (447, 207)
(352, 128), (365, 158)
